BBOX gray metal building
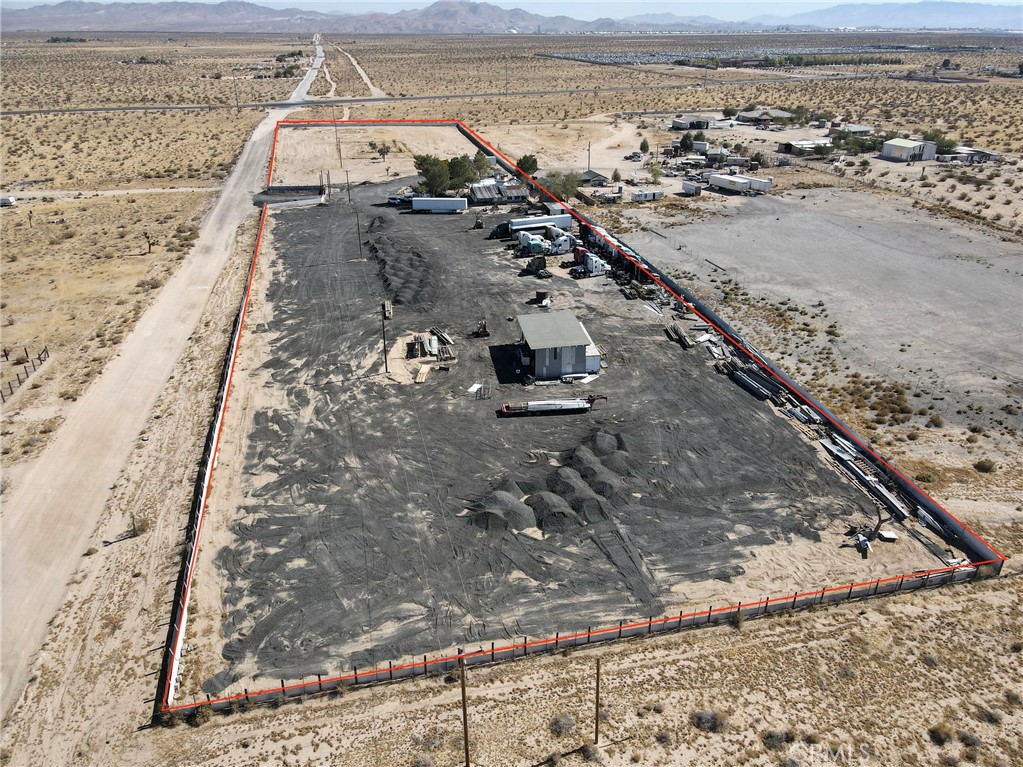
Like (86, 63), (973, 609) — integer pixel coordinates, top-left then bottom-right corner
(516, 311), (599, 380)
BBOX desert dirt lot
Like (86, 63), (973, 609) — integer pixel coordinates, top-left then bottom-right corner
(1, 30), (1022, 767)
(0, 34), (313, 110)
(179, 168), (956, 703)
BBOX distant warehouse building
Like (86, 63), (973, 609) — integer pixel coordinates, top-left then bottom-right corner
(516, 311), (600, 381)
(881, 138), (937, 162)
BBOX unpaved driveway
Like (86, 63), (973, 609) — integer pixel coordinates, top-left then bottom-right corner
(0, 58), (319, 715)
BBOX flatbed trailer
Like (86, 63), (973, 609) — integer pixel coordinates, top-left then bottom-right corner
(498, 394), (607, 417)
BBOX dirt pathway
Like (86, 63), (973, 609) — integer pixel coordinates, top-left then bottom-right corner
(334, 45), (389, 98)
(0, 67), (315, 715)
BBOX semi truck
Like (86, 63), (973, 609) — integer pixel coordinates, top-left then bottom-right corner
(488, 214), (573, 239)
(412, 197), (468, 213)
(570, 252), (609, 278)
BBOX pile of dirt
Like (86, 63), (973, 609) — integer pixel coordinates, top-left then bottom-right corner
(367, 230), (436, 306)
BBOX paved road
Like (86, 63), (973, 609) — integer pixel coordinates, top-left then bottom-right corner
(0, 46), (322, 717)
(0, 73), (872, 118)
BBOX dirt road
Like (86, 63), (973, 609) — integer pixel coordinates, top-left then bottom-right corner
(334, 45), (389, 98)
(0, 64), (317, 715)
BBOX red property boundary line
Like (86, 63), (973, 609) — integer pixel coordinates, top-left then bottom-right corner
(158, 119), (1004, 715)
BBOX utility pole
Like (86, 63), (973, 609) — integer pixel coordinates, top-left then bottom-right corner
(354, 209), (363, 259)
(233, 79), (240, 112)
(381, 315), (389, 374)
(587, 141), (591, 171)
(505, 60), (509, 96)
(345, 170), (352, 204)
(594, 657), (601, 746)
(331, 104), (343, 168)
(459, 656), (470, 766)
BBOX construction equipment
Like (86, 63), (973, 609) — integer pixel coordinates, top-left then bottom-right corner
(498, 394), (607, 417)
(471, 320), (490, 338)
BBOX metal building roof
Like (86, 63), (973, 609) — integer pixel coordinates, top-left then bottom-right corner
(517, 311), (591, 350)
(884, 138), (922, 148)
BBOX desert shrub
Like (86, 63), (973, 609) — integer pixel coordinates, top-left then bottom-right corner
(691, 710), (727, 732)
(186, 705), (211, 727)
(550, 712), (575, 737)
(412, 755), (434, 767)
(958, 730), (982, 748)
(655, 731), (674, 746)
(928, 722), (953, 745)
(915, 472), (936, 483)
(973, 458), (996, 473)
(580, 740), (600, 761)
(975, 707), (1002, 724)
(927, 414), (944, 427)
(762, 729), (795, 750)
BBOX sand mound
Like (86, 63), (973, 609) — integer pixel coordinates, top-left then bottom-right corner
(525, 492), (583, 533)
(469, 490), (537, 531)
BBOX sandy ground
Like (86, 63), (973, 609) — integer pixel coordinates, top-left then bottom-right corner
(270, 124), (479, 186)
(0, 57), (323, 713)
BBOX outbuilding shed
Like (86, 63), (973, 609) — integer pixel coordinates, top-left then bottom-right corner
(516, 311), (600, 380)
(881, 138), (937, 162)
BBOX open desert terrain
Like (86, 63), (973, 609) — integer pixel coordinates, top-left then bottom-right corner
(1, 25), (1021, 767)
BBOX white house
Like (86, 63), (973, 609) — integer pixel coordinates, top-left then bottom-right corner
(881, 138), (937, 162)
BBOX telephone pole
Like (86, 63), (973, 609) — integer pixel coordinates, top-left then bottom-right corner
(459, 657), (470, 766)
(594, 657), (602, 745)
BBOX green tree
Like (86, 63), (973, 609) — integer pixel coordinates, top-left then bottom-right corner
(722, 107), (738, 118)
(377, 144), (391, 161)
(813, 144), (833, 158)
(649, 166), (663, 184)
(639, 138), (650, 153)
(750, 151), (766, 166)
(611, 168), (622, 182)
(472, 149), (491, 179)
(413, 154), (450, 196)
(447, 155), (476, 190)
(921, 128), (956, 154)
(543, 171), (580, 201)
(517, 154), (539, 175)
(693, 130), (706, 143)
(679, 132), (695, 153)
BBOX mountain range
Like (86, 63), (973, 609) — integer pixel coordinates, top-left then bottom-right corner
(2, 0), (1019, 33)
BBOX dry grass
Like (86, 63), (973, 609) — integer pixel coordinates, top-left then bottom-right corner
(0, 192), (214, 465)
(0, 33), (311, 110)
(2, 109), (264, 189)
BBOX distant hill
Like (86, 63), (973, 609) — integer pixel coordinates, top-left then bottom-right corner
(2, 0), (1019, 33)
(750, 1), (1022, 29)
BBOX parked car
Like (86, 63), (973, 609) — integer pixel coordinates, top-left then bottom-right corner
(0, 197), (16, 208)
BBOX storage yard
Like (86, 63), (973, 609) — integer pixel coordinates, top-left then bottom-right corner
(179, 134), (980, 701)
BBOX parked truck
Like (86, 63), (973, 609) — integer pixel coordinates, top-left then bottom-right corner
(571, 252), (609, 278)
(412, 197), (468, 213)
(488, 214), (573, 240)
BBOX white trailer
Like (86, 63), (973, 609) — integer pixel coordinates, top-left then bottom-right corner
(681, 181), (702, 196)
(744, 175), (774, 192)
(708, 174), (751, 193)
(510, 214), (573, 233)
(631, 190), (664, 202)
(412, 197), (468, 213)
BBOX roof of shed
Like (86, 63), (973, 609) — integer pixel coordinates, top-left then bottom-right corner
(517, 311), (591, 349)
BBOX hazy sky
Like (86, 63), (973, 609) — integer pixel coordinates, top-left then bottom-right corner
(0, 0), (1016, 22)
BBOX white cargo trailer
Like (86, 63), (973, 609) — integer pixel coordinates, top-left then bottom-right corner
(708, 174), (751, 193)
(631, 190), (664, 202)
(744, 175), (774, 192)
(412, 197), (468, 213)
(510, 214), (573, 233)
(680, 181), (702, 196)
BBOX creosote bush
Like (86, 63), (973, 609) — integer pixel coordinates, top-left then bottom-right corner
(691, 709), (728, 732)
(550, 712), (576, 737)
(973, 458), (996, 473)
